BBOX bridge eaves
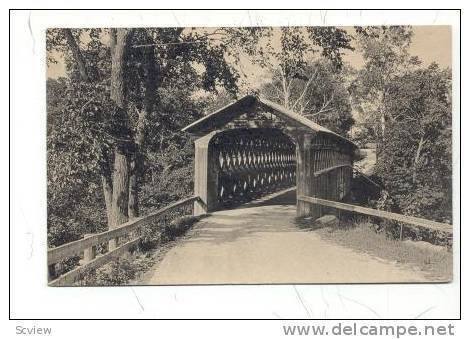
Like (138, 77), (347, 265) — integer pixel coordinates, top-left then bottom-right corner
(181, 94), (357, 150)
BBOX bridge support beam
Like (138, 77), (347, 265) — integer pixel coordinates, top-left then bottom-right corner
(296, 133), (315, 218)
(193, 132), (219, 215)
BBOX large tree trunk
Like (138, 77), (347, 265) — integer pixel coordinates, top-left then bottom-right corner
(380, 111), (386, 141)
(109, 28), (134, 229)
(101, 174), (113, 224)
(128, 34), (157, 219)
(128, 119), (143, 219)
(64, 27), (136, 232)
(376, 91), (386, 163)
(127, 158), (139, 219)
(63, 29), (89, 82)
(110, 150), (130, 226)
(280, 67), (290, 109)
(96, 140), (114, 226)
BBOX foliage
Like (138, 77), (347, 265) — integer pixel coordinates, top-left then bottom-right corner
(350, 26), (452, 222)
(46, 27), (268, 247)
(199, 89), (237, 115)
(47, 26), (453, 256)
(260, 27), (354, 136)
(272, 27), (353, 77)
(47, 77), (109, 246)
(78, 253), (155, 286)
(161, 215), (200, 242)
(76, 214), (200, 285)
(375, 64), (452, 222)
(93, 257), (140, 285)
(139, 214), (200, 251)
(351, 26), (417, 147)
(261, 59), (354, 136)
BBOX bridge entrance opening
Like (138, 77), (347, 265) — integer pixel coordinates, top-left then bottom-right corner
(182, 95), (357, 220)
(211, 127), (296, 210)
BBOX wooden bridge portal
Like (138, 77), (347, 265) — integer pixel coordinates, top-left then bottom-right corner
(182, 95), (357, 220)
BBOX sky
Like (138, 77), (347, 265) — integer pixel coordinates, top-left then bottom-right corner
(47, 25), (452, 84)
(342, 26), (451, 69)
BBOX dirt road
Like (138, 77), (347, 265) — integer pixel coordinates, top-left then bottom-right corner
(144, 205), (427, 284)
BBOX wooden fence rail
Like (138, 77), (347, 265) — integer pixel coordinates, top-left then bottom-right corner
(297, 195), (453, 234)
(48, 196), (201, 286)
(313, 163), (351, 177)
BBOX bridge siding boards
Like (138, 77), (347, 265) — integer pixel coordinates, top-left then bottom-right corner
(304, 139), (354, 219)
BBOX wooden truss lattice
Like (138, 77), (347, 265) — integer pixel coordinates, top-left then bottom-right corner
(211, 128), (296, 208)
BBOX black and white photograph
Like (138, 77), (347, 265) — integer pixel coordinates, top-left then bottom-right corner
(9, 8), (465, 327)
(46, 24), (453, 286)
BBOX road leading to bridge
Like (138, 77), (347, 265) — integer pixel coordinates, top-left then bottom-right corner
(143, 204), (427, 284)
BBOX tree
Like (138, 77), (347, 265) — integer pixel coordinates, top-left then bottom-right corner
(262, 59), (354, 136)
(47, 29), (114, 246)
(351, 26), (418, 156)
(375, 63), (452, 222)
(46, 27), (270, 245)
(47, 78), (108, 247)
(259, 27), (354, 136)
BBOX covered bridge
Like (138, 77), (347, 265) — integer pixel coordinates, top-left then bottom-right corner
(182, 95), (357, 220)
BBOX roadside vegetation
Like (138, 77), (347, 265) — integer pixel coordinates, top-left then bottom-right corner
(297, 216), (452, 282)
(74, 215), (200, 286)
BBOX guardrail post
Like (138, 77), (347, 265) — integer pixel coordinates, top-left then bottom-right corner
(48, 264), (56, 282)
(83, 234), (97, 263)
(194, 132), (218, 215)
(109, 238), (118, 251)
(296, 133), (314, 218)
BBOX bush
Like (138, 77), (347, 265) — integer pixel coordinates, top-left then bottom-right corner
(161, 215), (200, 242)
(138, 220), (162, 252)
(375, 65), (452, 223)
(93, 257), (138, 285)
(72, 214), (201, 286)
(138, 214), (200, 251)
(78, 252), (155, 286)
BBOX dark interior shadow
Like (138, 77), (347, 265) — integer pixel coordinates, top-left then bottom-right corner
(233, 188), (297, 209)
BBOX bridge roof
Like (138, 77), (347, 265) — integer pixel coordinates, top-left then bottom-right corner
(182, 95), (357, 149)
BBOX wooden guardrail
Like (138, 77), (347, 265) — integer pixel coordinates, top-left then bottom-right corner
(48, 196), (201, 286)
(298, 195), (453, 234)
(313, 163), (351, 177)
(313, 164), (382, 188)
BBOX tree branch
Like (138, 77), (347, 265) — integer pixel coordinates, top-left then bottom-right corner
(63, 29), (89, 82)
(292, 69), (319, 111)
(132, 29), (229, 48)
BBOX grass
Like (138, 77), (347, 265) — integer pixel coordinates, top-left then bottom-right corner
(305, 217), (452, 282)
